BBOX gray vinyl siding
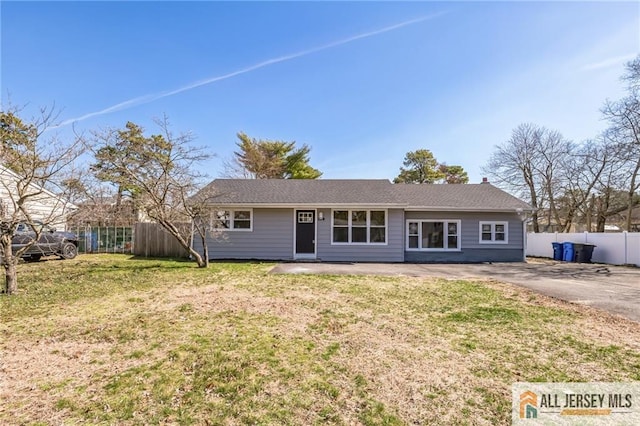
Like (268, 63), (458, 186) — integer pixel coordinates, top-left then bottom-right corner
(195, 208), (524, 263)
(403, 211), (525, 263)
(199, 208), (294, 260)
(316, 208), (404, 262)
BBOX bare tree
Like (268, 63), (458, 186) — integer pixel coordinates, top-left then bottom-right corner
(569, 138), (631, 232)
(484, 124), (618, 232)
(0, 107), (84, 294)
(484, 123), (548, 232)
(622, 56), (640, 92)
(602, 55), (640, 230)
(90, 116), (216, 267)
(485, 58), (640, 233)
(532, 130), (575, 231)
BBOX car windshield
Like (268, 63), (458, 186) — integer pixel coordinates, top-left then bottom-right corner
(15, 221), (55, 233)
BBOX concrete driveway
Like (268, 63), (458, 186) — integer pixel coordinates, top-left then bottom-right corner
(270, 260), (640, 322)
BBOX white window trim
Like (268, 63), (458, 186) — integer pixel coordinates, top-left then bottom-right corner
(331, 209), (388, 245)
(478, 221), (508, 244)
(405, 219), (461, 251)
(211, 208), (253, 232)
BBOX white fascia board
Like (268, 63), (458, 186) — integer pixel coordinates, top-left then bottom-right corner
(403, 207), (531, 213)
(205, 203), (407, 209)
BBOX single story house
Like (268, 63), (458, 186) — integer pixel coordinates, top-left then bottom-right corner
(192, 179), (532, 263)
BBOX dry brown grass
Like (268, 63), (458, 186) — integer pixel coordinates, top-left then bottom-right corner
(1, 255), (639, 425)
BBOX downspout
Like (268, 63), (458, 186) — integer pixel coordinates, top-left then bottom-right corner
(517, 208), (528, 262)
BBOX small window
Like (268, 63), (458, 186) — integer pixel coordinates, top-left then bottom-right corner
(423, 222), (444, 249)
(333, 227), (348, 243)
(298, 212), (313, 223)
(408, 222), (419, 249)
(233, 210), (251, 229)
(479, 221), (508, 244)
(351, 211), (367, 243)
(212, 210), (230, 229)
(447, 222), (458, 248)
(333, 210), (349, 243)
(481, 223), (492, 241)
(370, 211), (386, 243)
(211, 209), (252, 231)
(334, 210), (348, 225)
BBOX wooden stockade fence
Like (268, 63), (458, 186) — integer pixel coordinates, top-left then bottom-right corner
(133, 222), (190, 258)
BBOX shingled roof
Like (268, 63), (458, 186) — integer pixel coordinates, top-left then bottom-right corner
(394, 183), (531, 211)
(196, 179), (400, 206)
(194, 179), (531, 211)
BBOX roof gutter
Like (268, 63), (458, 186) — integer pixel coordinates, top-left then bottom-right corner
(204, 203), (408, 209)
(403, 207), (533, 213)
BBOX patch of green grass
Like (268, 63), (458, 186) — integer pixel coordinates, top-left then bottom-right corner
(316, 405), (340, 424)
(82, 315), (343, 424)
(127, 350), (146, 359)
(0, 255), (273, 322)
(177, 303), (193, 313)
(39, 378), (73, 392)
(358, 400), (404, 426)
(322, 342), (341, 360)
(445, 306), (522, 324)
(2, 255), (639, 425)
(54, 398), (77, 411)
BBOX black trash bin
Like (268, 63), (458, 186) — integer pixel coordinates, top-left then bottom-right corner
(572, 243), (584, 263)
(576, 244), (596, 263)
(551, 242), (563, 260)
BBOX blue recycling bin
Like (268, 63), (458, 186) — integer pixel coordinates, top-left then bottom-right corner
(562, 242), (575, 262)
(551, 242), (563, 261)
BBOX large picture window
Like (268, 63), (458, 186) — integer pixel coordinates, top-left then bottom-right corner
(332, 210), (387, 244)
(211, 209), (253, 231)
(406, 220), (460, 251)
(479, 221), (508, 244)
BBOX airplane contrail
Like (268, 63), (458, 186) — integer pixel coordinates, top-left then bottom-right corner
(581, 53), (637, 71)
(55, 12), (446, 128)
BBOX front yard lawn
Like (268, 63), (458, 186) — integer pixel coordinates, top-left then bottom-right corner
(1, 255), (639, 425)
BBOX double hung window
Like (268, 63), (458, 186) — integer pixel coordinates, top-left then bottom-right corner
(211, 209), (252, 231)
(479, 221), (508, 243)
(406, 220), (460, 251)
(332, 210), (387, 244)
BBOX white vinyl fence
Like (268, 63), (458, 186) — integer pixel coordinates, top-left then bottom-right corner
(527, 232), (640, 266)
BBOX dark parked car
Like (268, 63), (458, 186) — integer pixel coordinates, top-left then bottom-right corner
(11, 222), (79, 262)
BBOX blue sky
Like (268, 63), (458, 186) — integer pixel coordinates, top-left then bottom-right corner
(2, 1), (639, 184)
